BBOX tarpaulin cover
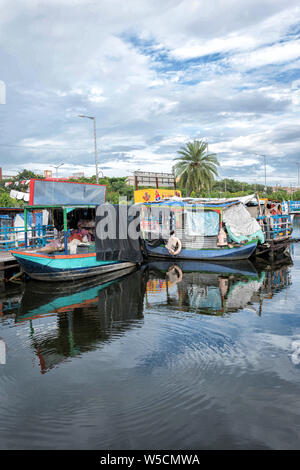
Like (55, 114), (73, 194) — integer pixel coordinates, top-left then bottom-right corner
(222, 203), (265, 244)
(95, 204), (143, 263)
(30, 179), (106, 205)
(185, 210), (219, 236)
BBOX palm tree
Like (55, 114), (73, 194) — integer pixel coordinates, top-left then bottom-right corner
(174, 140), (219, 196)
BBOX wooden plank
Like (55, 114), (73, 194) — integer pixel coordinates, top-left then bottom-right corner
(0, 251), (15, 263)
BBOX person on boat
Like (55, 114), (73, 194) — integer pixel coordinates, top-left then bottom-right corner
(270, 203), (277, 216)
(165, 230), (182, 256)
(39, 238), (64, 253)
(265, 202), (275, 230)
(217, 222), (228, 247)
(276, 203), (284, 229)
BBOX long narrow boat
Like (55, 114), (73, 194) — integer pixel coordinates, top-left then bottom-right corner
(145, 240), (258, 261)
(10, 200), (138, 282)
(10, 248), (136, 282)
(139, 198), (264, 261)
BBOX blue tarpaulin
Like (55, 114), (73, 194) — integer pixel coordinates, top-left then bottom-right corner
(185, 210), (220, 236)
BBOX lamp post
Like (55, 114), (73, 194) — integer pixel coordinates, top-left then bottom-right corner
(78, 115), (99, 183)
(255, 153), (267, 194)
(51, 162), (64, 178)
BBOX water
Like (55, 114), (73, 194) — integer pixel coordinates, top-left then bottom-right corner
(0, 219), (300, 450)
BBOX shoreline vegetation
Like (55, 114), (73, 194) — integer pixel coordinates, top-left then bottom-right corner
(0, 168), (299, 208)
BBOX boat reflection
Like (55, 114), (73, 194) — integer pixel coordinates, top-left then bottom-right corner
(0, 282), (23, 318)
(145, 259), (293, 316)
(5, 257), (294, 374)
(16, 267), (146, 373)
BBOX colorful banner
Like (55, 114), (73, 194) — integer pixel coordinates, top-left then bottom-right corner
(134, 188), (181, 203)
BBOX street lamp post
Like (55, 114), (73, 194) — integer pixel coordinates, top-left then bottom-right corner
(78, 115), (99, 184)
(51, 162), (64, 178)
(255, 153), (267, 194)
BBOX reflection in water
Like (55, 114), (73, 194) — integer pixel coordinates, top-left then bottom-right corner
(0, 282), (23, 318)
(0, 252), (299, 450)
(1, 258), (294, 371)
(145, 259), (293, 316)
(17, 267), (146, 373)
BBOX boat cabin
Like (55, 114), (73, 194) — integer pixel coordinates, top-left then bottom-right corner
(139, 197), (264, 261)
(22, 204), (97, 255)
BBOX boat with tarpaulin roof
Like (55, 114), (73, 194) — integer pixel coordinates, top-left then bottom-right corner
(10, 179), (141, 281)
(139, 197), (265, 261)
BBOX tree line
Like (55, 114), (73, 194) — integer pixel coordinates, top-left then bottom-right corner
(0, 142), (299, 206)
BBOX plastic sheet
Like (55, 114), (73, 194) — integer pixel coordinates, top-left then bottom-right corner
(185, 209), (220, 236)
(95, 205), (143, 263)
(223, 203), (264, 243)
(30, 180), (106, 205)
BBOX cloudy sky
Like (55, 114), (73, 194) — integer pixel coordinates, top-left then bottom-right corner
(0, 0), (300, 186)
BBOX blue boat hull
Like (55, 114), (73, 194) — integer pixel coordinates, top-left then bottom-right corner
(145, 241), (258, 261)
(10, 250), (136, 282)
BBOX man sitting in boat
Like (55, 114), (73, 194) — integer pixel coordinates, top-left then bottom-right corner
(165, 230), (182, 256)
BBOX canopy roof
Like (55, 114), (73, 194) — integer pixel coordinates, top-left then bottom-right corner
(140, 194), (259, 208)
(25, 204), (98, 210)
(141, 198), (239, 209)
(29, 179), (106, 206)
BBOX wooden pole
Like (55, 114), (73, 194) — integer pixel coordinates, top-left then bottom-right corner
(63, 208), (68, 254)
(24, 207), (28, 248)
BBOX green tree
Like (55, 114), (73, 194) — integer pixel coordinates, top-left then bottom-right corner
(0, 189), (17, 207)
(174, 140), (219, 196)
(15, 169), (43, 181)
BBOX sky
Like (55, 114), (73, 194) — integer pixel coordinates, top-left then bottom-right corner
(0, 0), (300, 186)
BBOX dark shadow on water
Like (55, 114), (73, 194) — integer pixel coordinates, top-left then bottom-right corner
(16, 267), (147, 373)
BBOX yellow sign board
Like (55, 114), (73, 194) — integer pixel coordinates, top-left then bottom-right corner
(134, 188), (181, 203)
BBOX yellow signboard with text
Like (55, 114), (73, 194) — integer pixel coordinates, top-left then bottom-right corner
(134, 188), (181, 203)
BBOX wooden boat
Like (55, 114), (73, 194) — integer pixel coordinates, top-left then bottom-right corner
(282, 200), (300, 215)
(10, 247), (136, 281)
(145, 240), (258, 261)
(245, 197), (293, 259)
(139, 198), (264, 261)
(10, 202), (138, 282)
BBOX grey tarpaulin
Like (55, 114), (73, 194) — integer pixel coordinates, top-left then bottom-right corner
(31, 180), (106, 205)
(222, 202), (264, 243)
(95, 204), (143, 263)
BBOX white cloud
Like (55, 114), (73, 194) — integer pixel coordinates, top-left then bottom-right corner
(0, 0), (300, 183)
(229, 39), (300, 70)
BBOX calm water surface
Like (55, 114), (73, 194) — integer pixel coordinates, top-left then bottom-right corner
(0, 218), (300, 450)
